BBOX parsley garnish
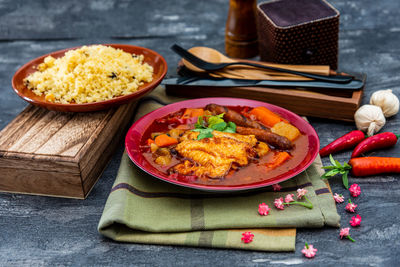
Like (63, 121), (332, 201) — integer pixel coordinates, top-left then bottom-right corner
(192, 113), (236, 140)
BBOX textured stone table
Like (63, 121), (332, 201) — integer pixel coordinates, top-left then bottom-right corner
(0, 0), (399, 266)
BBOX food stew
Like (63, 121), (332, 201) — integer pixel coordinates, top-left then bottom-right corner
(140, 104), (309, 186)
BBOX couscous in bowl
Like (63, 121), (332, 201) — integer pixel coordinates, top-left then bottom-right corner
(12, 44), (167, 112)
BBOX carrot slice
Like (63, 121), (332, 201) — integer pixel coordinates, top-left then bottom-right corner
(250, 106), (287, 128)
(147, 138), (155, 146)
(265, 152), (291, 170)
(181, 108), (204, 119)
(154, 134), (178, 147)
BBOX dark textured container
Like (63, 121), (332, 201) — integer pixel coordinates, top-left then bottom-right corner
(257, 0), (340, 69)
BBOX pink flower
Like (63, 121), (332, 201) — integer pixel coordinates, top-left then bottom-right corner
(349, 184), (361, 197)
(301, 242), (317, 258)
(333, 193), (344, 203)
(345, 200), (357, 213)
(272, 184), (282, 191)
(274, 197), (285, 210)
(340, 227), (350, 239)
(258, 203), (271, 216)
(297, 188), (308, 199)
(241, 231), (254, 243)
(350, 214), (362, 227)
(285, 194), (295, 203)
(339, 227), (356, 242)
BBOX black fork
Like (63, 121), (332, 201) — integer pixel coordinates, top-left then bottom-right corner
(171, 44), (353, 84)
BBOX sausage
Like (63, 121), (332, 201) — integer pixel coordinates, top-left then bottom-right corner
(236, 126), (293, 150)
(205, 104), (266, 130)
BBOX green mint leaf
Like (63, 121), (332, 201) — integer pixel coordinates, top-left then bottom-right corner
(322, 166), (337, 170)
(329, 154), (336, 166)
(342, 171), (349, 189)
(223, 127), (236, 133)
(197, 129), (213, 140)
(324, 169), (340, 177)
(335, 160), (343, 168)
(227, 121), (236, 131)
(207, 113), (225, 128)
(194, 116), (206, 129)
(210, 122), (227, 131)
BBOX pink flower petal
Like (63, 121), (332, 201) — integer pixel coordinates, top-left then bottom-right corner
(274, 197), (285, 210)
(350, 214), (362, 227)
(345, 202), (357, 213)
(272, 184), (282, 191)
(301, 243), (317, 258)
(340, 227), (350, 239)
(349, 184), (361, 197)
(297, 188), (307, 199)
(284, 193), (295, 203)
(258, 203), (271, 216)
(333, 193), (344, 203)
(241, 231), (254, 243)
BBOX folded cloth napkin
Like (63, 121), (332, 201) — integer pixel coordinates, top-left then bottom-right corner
(98, 88), (340, 251)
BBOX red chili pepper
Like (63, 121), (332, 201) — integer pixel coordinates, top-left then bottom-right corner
(351, 132), (400, 158)
(319, 130), (365, 157)
(349, 157), (400, 176)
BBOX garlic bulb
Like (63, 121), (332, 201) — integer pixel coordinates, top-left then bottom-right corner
(354, 105), (386, 136)
(370, 89), (399, 117)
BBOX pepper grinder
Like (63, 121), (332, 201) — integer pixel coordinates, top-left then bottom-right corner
(225, 0), (258, 58)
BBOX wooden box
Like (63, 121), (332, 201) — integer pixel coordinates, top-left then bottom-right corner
(257, 0), (340, 69)
(0, 102), (137, 199)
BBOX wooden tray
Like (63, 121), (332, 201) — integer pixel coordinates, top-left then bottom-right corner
(165, 73), (365, 122)
(0, 101), (137, 199)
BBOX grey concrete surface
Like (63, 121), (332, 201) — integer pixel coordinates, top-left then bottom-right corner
(0, 0), (399, 266)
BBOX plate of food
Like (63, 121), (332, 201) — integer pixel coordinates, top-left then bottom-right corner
(12, 44), (167, 112)
(125, 97), (320, 191)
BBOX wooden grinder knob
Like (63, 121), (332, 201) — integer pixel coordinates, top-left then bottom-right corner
(225, 0), (258, 59)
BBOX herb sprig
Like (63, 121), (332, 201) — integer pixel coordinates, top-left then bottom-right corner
(321, 154), (351, 189)
(192, 113), (236, 140)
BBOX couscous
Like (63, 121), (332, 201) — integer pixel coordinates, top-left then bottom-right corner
(24, 45), (154, 104)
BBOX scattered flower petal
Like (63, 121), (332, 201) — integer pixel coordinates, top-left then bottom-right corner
(349, 184), (361, 197)
(241, 231), (254, 243)
(301, 242), (317, 258)
(339, 227), (356, 242)
(350, 214), (362, 227)
(272, 184), (282, 191)
(333, 193), (344, 203)
(285, 193), (295, 203)
(297, 188), (308, 199)
(345, 200), (357, 213)
(258, 203), (271, 216)
(274, 197), (285, 210)
(340, 227), (350, 239)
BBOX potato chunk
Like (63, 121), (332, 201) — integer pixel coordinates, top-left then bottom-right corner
(271, 122), (300, 141)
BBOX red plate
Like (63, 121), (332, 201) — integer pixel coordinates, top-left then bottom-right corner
(125, 97), (320, 192)
(12, 44), (167, 112)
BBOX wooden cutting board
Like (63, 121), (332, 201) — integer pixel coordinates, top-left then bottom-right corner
(0, 101), (137, 199)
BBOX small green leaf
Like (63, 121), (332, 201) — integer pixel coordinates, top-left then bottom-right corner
(194, 116), (206, 129)
(197, 128), (213, 140)
(210, 121), (227, 131)
(227, 121), (236, 131)
(322, 166), (337, 170)
(329, 154), (336, 166)
(335, 160), (343, 168)
(324, 169), (340, 177)
(207, 113), (225, 128)
(342, 171), (349, 189)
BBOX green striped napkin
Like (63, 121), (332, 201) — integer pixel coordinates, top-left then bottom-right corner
(98, 88), (340, 251)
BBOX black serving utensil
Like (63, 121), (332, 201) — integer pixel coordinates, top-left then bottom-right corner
(171, 44), (354, 84)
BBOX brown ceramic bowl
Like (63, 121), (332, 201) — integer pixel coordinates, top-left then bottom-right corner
(12, 44), (167, 112)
